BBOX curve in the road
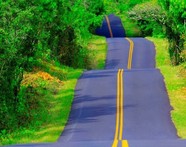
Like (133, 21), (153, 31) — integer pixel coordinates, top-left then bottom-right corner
(96, 14), (126, 38)
(105, 38), (156, 69)
(105, 15), (113, 38)
(125, 38), (134, 69)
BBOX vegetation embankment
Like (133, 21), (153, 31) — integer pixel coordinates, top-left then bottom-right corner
(0, 0), (107, 145)
(1, 64), (83, 145)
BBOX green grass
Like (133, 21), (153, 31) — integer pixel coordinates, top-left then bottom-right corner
(147, 37), (186, 138)
(88, 35), (107, 69)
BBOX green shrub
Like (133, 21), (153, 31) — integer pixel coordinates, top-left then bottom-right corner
(128, 0), (186, 65)
(158, 0), (186, 65)
(128, 1), (165, 37)
(118, 0), (151, 12)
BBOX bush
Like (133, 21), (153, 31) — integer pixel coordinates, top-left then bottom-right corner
(158, 0), (186, 65)
(128, 0), (185, 65)
(128, 1), (166, 37)
(0, 28), (25, 131)
(117, 0), (151, 12)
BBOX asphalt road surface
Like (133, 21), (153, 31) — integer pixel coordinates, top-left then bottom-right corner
(4, 15), (186, 147)
(106, 38), (156, 69)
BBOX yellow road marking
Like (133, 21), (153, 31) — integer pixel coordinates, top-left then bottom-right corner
(113, 69), (121, 147)
(126, 38), (134, 69)
(122, 140), (129, 147)
(112, 69), (121, 147)
(112, 140), (119, 147)
(112, 69), (128, 147)
(119, 69), (124, 140)
(105, 16), (113, 38)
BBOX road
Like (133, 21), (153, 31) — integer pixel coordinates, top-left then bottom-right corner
(106, 38), (156, 69)
(4, 15), (186, 147)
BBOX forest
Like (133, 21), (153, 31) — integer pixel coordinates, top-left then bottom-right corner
(0, 0), (185, 145)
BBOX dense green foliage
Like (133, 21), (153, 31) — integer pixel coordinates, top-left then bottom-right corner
(128, 1), (165, 37)
(158, 0), (186, 65)
(103, 0), (150, 14)
(117, 0), (151, 12)
(128, 0), (186, 65)
(0, 0), (104, 132)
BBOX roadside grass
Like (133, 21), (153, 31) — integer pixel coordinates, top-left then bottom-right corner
(0, 35), (107, 146)
(88, 35), (107, 69)
(147, 37), (186, 138)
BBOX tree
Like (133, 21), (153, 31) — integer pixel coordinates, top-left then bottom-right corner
(0, 0), (35, 130)
(0, 0), (104, 131)
(128, 0), (186, 65)
(158, 0), (186, 65)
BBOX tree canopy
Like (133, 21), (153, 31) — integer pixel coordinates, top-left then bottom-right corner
(0, 0), (104, 131)
(128, 0), (186, 65)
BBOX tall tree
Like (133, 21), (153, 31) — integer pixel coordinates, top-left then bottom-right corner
(158, 0), (185, 65)
(128, 0), (185, 65)
(0, 0), (104, 131)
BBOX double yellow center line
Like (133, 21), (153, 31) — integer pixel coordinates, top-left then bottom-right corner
(105, 16), (134, 69)
(112, 69), (129, 147)
(112, 38), (133, 146)
(105, 16), (134, 147)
